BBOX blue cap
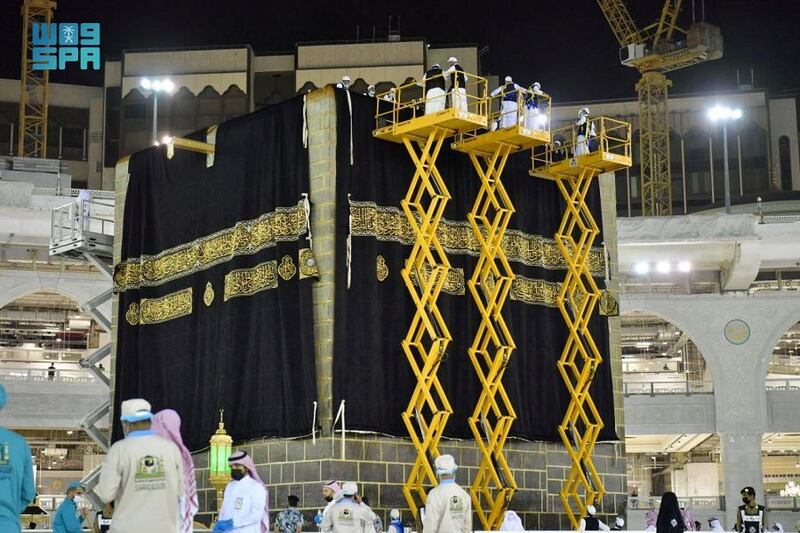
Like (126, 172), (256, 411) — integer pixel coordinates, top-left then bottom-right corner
(0, 384), (6, 410)
(68, 482), (83, 490)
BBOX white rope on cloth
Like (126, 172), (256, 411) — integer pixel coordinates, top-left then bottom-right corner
(345, 89), (353, 165)
(312, 400), (318, 445)
(331, 399), (346, 460)
(346, 193), (352, 289)
(302, 94), (309, 149)
(302, 192), (313, 250)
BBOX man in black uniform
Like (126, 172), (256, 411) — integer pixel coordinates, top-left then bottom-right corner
(420, 63), (446, 115)
(735, 486), (766, 533)
(579, 505), (610, 531)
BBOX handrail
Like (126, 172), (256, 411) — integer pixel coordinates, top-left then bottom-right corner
(0, 366), (99, 384)
(628, 495), (725, 510)
(623, 380), (714, 395)
(531, 116), (632, 170)
(454, 86), (552, 146)
(374, 69), (487, 131)
(50, 199), (115, 249)
(765, 377), (800, 391)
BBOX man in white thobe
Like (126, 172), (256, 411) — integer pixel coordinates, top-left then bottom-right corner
(445, 57), (468, 113)
(421, 455), (471, 533)
(491, 76), (524, 129)
(214, 451), (269, 533)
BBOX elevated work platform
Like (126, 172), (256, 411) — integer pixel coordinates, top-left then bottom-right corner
(373, 70), (488, 143)
(453, 85), (551, 156)
(531, 116), (632, 178)
(49, 197), (114, 259)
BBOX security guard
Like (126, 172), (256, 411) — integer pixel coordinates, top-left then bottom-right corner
(736, 486), (766, 533)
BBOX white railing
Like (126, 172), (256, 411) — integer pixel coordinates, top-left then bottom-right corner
(50, 198), (115, 248)
(765, 378), (800, 391)
(0, 367), (98, 384)
(0, 348), (85, 363)
(628, 495), (725, 510)
(766, 495), (800, 510)
(33, 187), (115, 199)
(623, 380), (714, 395)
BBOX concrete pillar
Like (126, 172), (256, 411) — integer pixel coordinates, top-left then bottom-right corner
(721, 432), (763, 512)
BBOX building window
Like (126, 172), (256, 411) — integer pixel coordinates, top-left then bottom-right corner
(779, 135), (792, 190)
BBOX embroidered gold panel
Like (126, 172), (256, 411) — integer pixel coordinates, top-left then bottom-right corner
(115, 201), (308, 292)
(349, 201), (605, 275)
(407, 264), (466, 296)
(299, 248), (320, 279)
(224, 260), (279, 301)
(509, 275), (561, 307)
(125, 288), (194, 326)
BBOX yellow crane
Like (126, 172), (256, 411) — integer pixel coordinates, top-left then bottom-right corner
(596, 0), (722, 216)
(18, 0), (57, 158)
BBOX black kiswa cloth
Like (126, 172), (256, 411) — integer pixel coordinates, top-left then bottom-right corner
(114, 95), (317, 451)
(333, 90), (617, 442)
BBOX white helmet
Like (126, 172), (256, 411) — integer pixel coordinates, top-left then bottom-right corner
(533, 81), (541, 90)
(434, 454), (457, 475)
(341, 482), (358, 496)
(390, 509), (401, 520)
(448, 56), (458, 63)
(579, 107), (590, 116)
(586, 505), (597, 516)
(504, 75), (512, 83)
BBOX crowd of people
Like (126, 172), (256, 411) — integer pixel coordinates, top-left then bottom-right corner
(0, 383), (790, 532)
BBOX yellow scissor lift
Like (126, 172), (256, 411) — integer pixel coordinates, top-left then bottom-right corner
(374, 72), (488, 520)
(451, 87), (552, 530)
(530, 117), (632, 528)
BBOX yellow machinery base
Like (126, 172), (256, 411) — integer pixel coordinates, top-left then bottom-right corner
(453, 125), (550, 157)
(374, 108), (487, 143)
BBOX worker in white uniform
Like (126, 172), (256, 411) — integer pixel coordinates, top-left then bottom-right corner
(524, 82), (545, 131)
(320, 482), (375, 533)
(490, 76), (524, 129)
(420, 64), (446, 115)
(421, 455), (471, 533)
(337, 76), (352, 90)
(707, 518), (725, 532)
(575, 107), (595, 157)
(445, 57), (468, 112)
(214, 451), (269, 533)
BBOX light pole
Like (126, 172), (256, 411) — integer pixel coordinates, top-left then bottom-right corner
(140, 78), (175, 145)
(707, 105), (742, 214)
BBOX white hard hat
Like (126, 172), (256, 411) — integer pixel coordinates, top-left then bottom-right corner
(504, 75), (512, 83)
(342, 75), (351, 82)
(533, 81), (541, 89)
(390, 509), (400, 520)
(341, 482), (358, 496)
(616, 517), (625, 527)
(432, 63), (440, 69)
(434, 454), (457, 475)
(448, 56), (458, 63)
(579, 107), (590, 116)
(587, 505), (597, 515)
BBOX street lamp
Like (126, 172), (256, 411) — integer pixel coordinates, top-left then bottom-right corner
(139, 78), (175, 146)
(707, 105), (743, 214)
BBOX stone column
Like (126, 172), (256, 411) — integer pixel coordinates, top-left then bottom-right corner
(720, 432), (764, 515)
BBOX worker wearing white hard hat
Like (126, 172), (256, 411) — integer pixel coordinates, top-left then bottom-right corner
(524, 82), (545, 131)
(578, 505), (610, 531)
(421, 455), (471, 533)
(444, 57), (468, 112)
(320, 482), (376, 533)
(387, 510), (403, 533)
(490, 76), (524, 129)
(575, 107), (596, 157)
(337, 76), (352, 89)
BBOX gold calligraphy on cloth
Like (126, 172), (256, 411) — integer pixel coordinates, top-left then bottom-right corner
(115, 201), (309, 292)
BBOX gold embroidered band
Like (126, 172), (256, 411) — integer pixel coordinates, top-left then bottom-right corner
(349, 201), (605, 275)
(224, 261), (278, 301)
(125, 288), (194, 326)
(115, 201), (309, 292)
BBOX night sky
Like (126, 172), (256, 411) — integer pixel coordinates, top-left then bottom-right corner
(0, 0), (798, 102)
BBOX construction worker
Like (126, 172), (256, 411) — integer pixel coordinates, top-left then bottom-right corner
(337, 76), (352, 90)
(421, 455), (471, 533)
(491, 76), (524, 129)
(524, 82), (545, 131)
(575, 107), (595, 156)
(420, 64), (446, 115)
(445, 57), (468, 112)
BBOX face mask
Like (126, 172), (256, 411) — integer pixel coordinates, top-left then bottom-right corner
(324, 495), (333, 502)
(742, 497), (750, 504)
(73, 495), (84, 504)
(231, 470), (246, 481)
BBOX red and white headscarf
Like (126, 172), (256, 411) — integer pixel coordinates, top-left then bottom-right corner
(151, 409), (198, 533)
(229, 450), (270, 532)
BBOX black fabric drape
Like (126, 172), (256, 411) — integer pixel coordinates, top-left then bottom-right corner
(114, 96), (318, 451)
(333, 91), (617, 442)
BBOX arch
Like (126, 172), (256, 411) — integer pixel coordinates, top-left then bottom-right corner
(620, 309), (716, 394)
(757, 304), (800, 385)
(170, 86), (197, 134)
(398, 77), (421, 103)
(221, 85), (247, 121)
(375, 81), (396, 95)
(779, 135), (792, 191)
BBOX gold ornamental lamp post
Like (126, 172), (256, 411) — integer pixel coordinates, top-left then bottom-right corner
(208, 410), (232, 513)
